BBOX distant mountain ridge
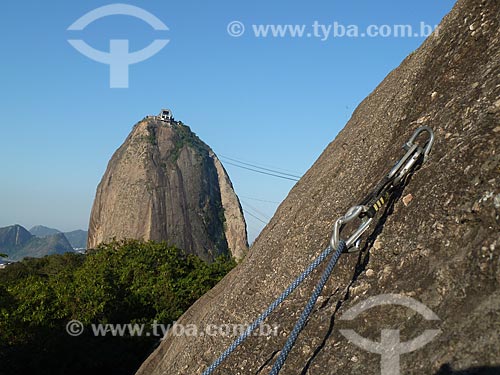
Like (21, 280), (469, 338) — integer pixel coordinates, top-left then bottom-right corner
(0, 224), (75, 261)
(63, 230), (87, 249)
(29, 225), (88, 249)
(29, 225), (60, 237)
(0, 225), (32, 250)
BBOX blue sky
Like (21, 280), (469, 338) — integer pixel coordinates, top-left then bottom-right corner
(0, 0), (456, 241)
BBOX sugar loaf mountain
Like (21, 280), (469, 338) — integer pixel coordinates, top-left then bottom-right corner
(87, 109), (248, 261)
(136, 0), (500, 374)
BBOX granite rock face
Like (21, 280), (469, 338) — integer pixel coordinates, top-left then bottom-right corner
(137, 0), (499, 373)
(87, 119), (248, 261)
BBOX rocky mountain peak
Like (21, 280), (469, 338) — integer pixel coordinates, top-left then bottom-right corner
(0, 224), (32, 250)
(88, 113), (248, 261)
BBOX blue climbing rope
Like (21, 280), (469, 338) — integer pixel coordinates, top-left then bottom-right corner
(201, 127), (435, 374)
(201, 241), (346, 375)
(269, 239), (346, 374)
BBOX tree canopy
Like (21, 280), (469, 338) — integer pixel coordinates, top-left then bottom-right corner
(0, 240), (236, 375)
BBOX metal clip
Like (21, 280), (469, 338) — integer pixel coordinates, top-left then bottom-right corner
(330, 126), (434, 253)
(388, 126), (435, 185)
(405, 125), (435, 162)
(330, 205), (373, 252)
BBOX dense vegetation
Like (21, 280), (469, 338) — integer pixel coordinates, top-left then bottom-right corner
(0, 240), (236, 375)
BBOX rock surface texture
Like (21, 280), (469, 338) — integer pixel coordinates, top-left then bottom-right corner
(137, 0), (499, 373)
(87, 119), (248, 261)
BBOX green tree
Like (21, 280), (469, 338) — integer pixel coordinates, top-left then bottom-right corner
(0, 239), (237, 375)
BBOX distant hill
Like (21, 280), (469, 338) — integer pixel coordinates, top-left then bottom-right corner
(29, 226), (88, 249)
(0, 225), (33, 252)
(0, 225), (74, 261)
(29, 225), (60, 237)
(63, 230), (87, 249)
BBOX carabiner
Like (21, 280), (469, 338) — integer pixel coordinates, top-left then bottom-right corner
(387, 126), (435, 185)
(330, 126), (434, 254)
(405, 125), (435, 162)
(330, 205), (373, 252)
